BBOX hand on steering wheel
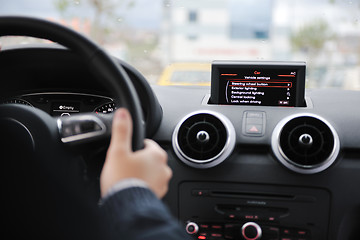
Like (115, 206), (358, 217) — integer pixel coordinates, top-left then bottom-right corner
(101, 108), (172, 199)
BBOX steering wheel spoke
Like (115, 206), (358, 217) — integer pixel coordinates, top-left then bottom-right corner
(57, 113), (113, 144)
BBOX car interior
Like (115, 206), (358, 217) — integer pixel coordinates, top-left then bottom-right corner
(1, 1), (360, 240)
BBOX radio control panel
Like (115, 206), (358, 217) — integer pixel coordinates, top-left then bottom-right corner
(179, 182), (330, 240)
(185, 221), (310, 240)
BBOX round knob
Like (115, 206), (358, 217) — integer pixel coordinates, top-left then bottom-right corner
(241, 222), (262, 240)
(185, 222), (199, 235)
(196, 130), (210, 143)
(298, 133), (313, 147)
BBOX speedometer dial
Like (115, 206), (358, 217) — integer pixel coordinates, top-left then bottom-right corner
(94, 102), (115, 114)
(1, 98), (33, 107)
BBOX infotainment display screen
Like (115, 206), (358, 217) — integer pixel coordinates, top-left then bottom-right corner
(210, 61), (306, 107)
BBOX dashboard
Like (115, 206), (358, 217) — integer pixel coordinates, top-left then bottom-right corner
(2, 44), (360, 240)
(158, 85), (360, 240)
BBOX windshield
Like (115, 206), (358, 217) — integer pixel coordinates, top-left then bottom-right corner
(1, 0), (359, 89)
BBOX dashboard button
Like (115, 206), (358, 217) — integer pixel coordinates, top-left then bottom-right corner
(211, 233), (223, 238)
(185, 222), (199, 235)
(245, 124), (263, 134)
(242, 222), (262, 240)
(246, 112), (264, 118)
(192, 189), (209, 197)
(246, 117), (264, 125)
(262, 226), (279, 239)
(243, 111), (266, 136)
(297, 229), (309, 237)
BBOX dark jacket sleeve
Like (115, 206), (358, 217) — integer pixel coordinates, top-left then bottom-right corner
(100, 187), (191, 240)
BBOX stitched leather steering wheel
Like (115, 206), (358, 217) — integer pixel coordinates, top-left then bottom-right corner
(0, 16), (148, 238)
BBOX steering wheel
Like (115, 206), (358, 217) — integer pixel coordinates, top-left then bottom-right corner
(0, 16), (144, 150)
(0, 16), (146, 238)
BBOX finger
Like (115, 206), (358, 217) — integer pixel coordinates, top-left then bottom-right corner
(157, 166), (173, 199)
(164, 164), (173, 181)
(142, 139), (168, 163)
(109, 108), (133, 153)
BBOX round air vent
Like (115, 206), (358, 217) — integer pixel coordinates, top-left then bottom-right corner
(272, 113), (340, 174)
(172, 111), (236, 168)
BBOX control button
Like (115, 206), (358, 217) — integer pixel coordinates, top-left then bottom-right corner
(224, 235), (235, 240)
(244, 214), (260, 220)
(281, 228), (296, 236)
(224, 224), (240, 239)
(267, 216), (278, 222)
(279, 228), (311, 239)
(211, 224), (223, 230)
(61, 124), (75, 138)
(246, 117), (263, 125)
(246, 111), (264, 118)
(297, 229), (310, 237)
(191, 189), (209, 197)
(243, 111), (266, 136)
(211, 233), (223, 238)
(224, 224), (236, 228)
(262, 226), (279, 239)
(186, 222), (199, 235)
(242, 222), (262, 240)
(226, 213), (237, 219)
(58, 115), (106, 143)
(199, 224), (209, 229)
(245, 124), (263, 134)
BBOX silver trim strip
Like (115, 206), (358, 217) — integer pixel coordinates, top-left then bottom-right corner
(19, 92), (114, 102)
(172, 110), (236, 169)
(271, 113), (340, 174)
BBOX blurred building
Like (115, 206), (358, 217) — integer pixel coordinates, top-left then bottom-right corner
(161, 0), (360, 88)
(161, 0), (273, 63)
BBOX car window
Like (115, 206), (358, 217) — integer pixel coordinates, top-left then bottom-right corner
(0, 0), (359, 89)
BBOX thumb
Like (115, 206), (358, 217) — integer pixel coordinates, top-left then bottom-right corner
(109, 108), (133, 153)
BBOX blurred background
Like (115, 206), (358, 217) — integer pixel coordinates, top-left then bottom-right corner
(0, 0), (359, 89)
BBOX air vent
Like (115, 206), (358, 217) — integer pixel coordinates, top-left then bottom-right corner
(272, 113), (340, 174)
(172, 111), (235, 169)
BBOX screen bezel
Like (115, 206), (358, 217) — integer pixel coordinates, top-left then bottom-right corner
(210, 61), (306, 107)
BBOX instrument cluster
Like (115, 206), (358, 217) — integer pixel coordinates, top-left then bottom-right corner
(1, 92), (115, 117)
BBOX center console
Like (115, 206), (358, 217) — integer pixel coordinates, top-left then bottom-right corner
(175, 61), (330, 239)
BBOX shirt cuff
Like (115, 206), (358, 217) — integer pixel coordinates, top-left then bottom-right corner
(101, 178), (149, 203)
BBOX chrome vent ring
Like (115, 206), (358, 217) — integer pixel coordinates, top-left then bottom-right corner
(272, 113), (340, 174)
(172, 111), (236, 169)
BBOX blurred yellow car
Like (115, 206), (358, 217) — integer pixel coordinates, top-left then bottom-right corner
(157, 63), (211, 86)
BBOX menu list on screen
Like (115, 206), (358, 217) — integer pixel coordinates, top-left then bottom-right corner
(210, 61), (306, 107)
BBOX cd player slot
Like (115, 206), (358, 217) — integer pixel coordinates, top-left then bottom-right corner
(210, 190), (295, 201)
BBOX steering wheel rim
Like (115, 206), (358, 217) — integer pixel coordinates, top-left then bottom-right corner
(0, 16), (144, 150)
